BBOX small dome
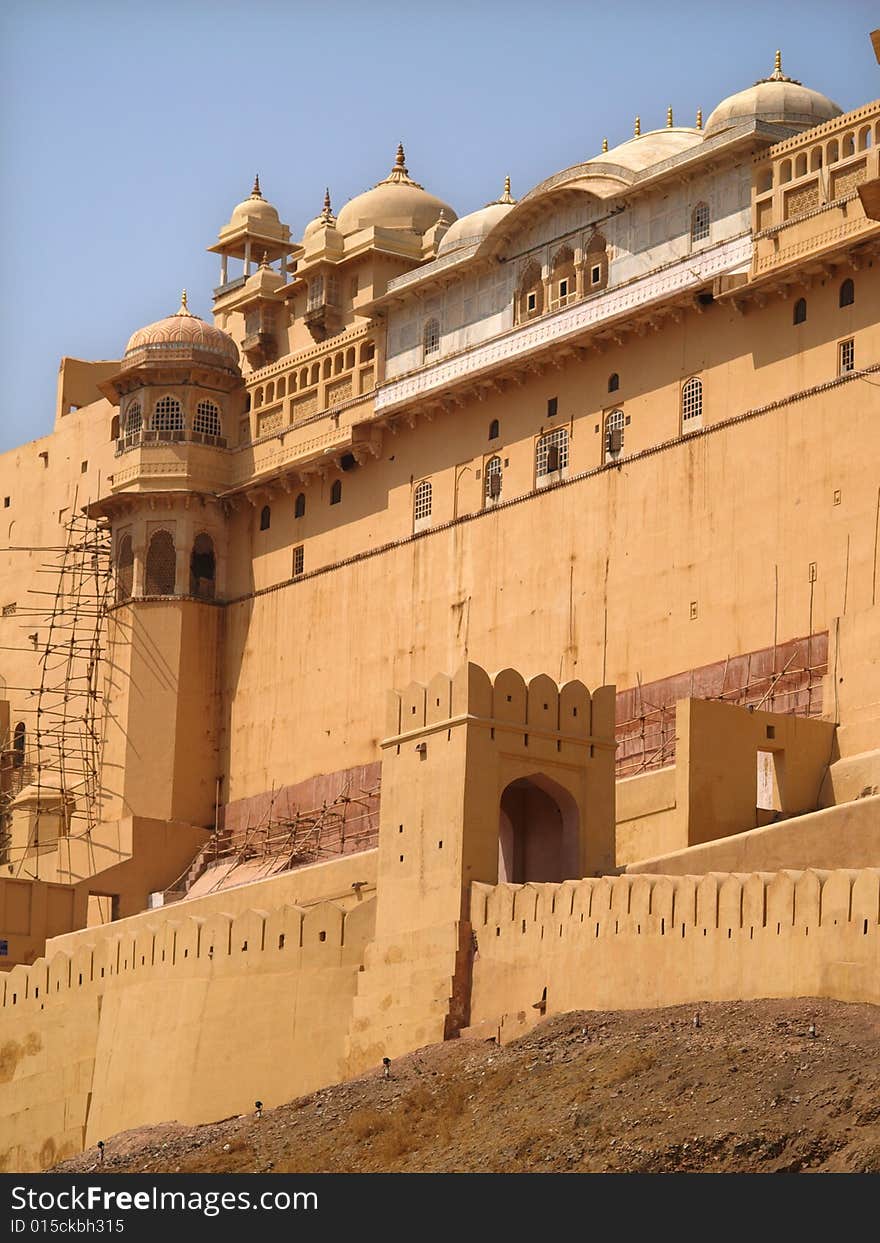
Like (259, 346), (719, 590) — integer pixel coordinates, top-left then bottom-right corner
(303, 188), (339, 242)
(229, 175), (281, 229)
(336, 144), (457, 237)
(705, 52), (841, 136)
(438, 177), (517, 255)
(592, 125), (703, 173)
(124, 292), (240, 370)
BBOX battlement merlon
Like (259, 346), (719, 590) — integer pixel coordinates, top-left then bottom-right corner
(383, 663), (616, 750)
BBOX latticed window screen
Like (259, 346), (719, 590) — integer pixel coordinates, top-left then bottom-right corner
(535, 427), (569, 476)
(152, 396), (184, 433)
(413, 480), (432, 524)
(293, 545), (304, 577)
(145, 529), (176, 595)
(116, 535), (134, 603)
(681, 377), (703, 428)
(423, 318), (440, 357)
(193, 400), (221, 436)
(839, 338), (855, 374)
(691, 202), (710, 242)
(307, 276), (324, 310)
(124, 403), (142, 435)
(605, 409), (625, 457)
(484, 455), (502, 500)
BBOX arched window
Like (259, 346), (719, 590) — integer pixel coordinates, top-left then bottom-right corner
(536, 427), (569, 478)
(423, 318), (440, 358)
(605, 409), (625, 460)
(839, 278), (854, 308)
(793, 297), (807, 325)
(681, 376), (703, 431)
(110, 414), (120, 442)
(330, 479), (342, 505)
(518, 259), (543, 319)
(294, 493), (306, 519)
(488, 419), (500, 440)
(193, 400), (221, 437)
(413, 480), (432, 530)
(260, 505), (271, 531)
(145, 529), (176, 596)
(12, 721), (25, 769)
(152, 396), (184, 434)
(551, 245), (575, 304)
(691, 202), (710, 243)
(116, 535), (133, 604)
(124, 402), (142, 435)
(189, 533), (216, 600)
(608, 372), (620, 393)
(484, 455), (502, 503)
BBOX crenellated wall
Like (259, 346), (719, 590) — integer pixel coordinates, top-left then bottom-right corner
(0, 894), (376, 1172)
(467, 868), (880, 1042)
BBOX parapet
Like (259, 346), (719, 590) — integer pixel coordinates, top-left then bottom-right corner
(385, 662), (616, 743)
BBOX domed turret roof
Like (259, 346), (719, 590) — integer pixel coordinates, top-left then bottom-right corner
(124, 292), (240, 370)
(303, 188), (340, 242)
(336, 144), (457, 237)
(591, 119), (703, 173)
(705, 52), (841, 136)
(229, 175), (282, 228)
(438, 177), (517, 255)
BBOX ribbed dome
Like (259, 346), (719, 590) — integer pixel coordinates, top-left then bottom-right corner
(124, 293), (240, 370)
(705, 53), (841, 136)
(336, 144), (457, 237)
(438, 177), (516, 255)
(228, 175), (281, 228)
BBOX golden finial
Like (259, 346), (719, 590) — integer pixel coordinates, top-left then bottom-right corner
(251, 174), (262, 198)
(667, 106), (673, 128)
(775, 49), (782, 74)
(181, 288), (187, 309)
(634, 116), (641, 137)
(323, 187), (331, 213)
(259, 250), (270, 269)
(494, 174), (515, 205)
(696, 108), (703, 130)
(320, 187), (335, 223)
(395, 142), (406, 171)
(602, 137), (608, 153)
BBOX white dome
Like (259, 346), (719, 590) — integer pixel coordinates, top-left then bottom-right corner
(591, 127), (703, 173)
(438, 177), (517, 255)
(705, 54), (841, 135)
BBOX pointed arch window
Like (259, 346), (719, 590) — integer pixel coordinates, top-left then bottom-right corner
(152, 396), (184, 434)
(116, 535), (134, 604)
(294, 493), (306, 519)
(413, 480), (432, 531)
(190, 533), (216, 600)
(605, 409), (625, 460)
(793, 298), (807, 325)
(260, 505), (271, 531)
(691, 202), (710, 242)
(488, 419), (500, 440)
(330, 479), (342, 506)
(12, 721), (26, 769)
(536, 428), (568, 479)
(839, 278), (854, 308)
(681, 376), (703, 431)
(194, 400), (221, 438)
(484, 455), (502, 503)
(608, 372), (620, 393)
(145, 529), (176, 596)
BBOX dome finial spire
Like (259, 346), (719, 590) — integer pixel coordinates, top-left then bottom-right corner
(775, 48), (782, 74)
(251, 173), (262, 198)
(696, 108), (703, 130)
(495, 174), (515, 205)
(602, 137), (608, 152)
(376, 140), (423, 189)
(634, 115), (641, 137)
(667, 105), (673, 128)
(320, 186), (335, 224)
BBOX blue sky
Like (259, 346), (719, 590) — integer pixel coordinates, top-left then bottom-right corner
(0, 0), (877, 452)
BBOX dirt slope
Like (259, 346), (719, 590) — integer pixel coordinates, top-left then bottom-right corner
(52, 998), (880, 1174)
